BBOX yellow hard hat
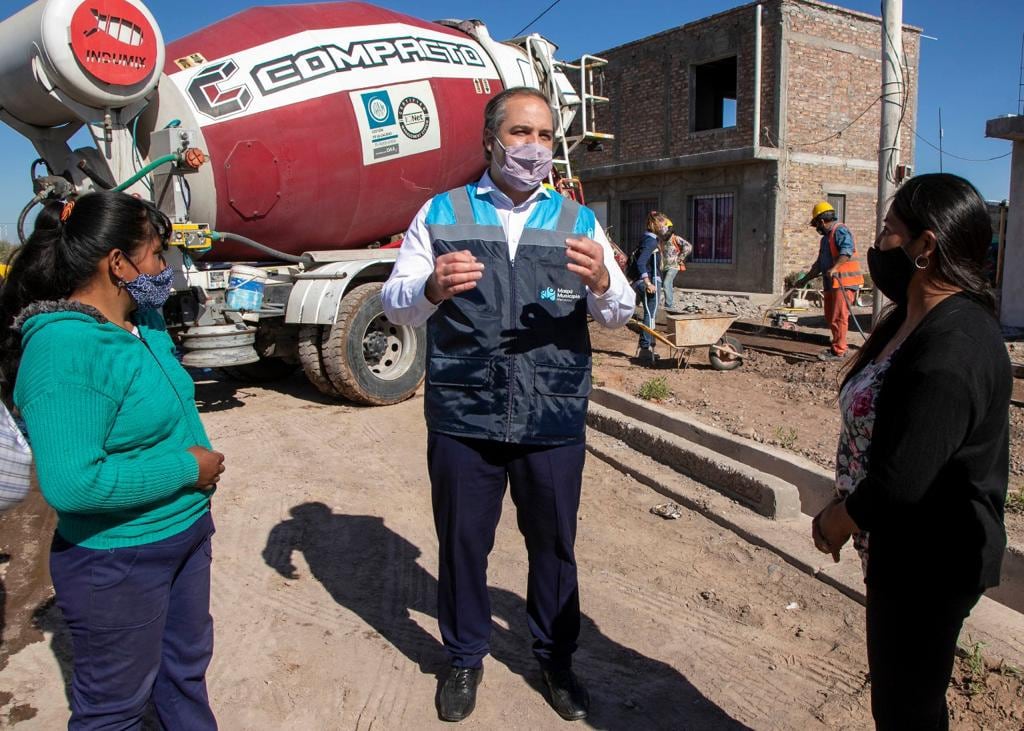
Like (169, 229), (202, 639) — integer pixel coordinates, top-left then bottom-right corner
(810, 201), (834, 224)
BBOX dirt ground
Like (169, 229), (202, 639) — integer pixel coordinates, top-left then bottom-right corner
(590, 322), (1024, 551)
(0, 327), (1022, 729)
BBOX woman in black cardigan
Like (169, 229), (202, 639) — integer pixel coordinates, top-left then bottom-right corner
(812, 173), (1011, 730)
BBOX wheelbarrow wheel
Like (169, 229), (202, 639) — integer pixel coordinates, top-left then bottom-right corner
(709, 335), (744, 371)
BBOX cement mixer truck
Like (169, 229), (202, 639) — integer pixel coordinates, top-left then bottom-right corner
(0, 0), (611, 404)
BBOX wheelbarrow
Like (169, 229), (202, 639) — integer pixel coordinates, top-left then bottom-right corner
(627, 313), (744, 370)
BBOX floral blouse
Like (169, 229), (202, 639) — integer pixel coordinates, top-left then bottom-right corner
(835, 355), (893, 573)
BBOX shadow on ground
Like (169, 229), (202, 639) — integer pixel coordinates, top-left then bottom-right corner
(189, 368), (366, 414)
(263, 503), (751, 730)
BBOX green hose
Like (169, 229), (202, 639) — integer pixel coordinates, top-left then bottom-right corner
(112, 154), (180, 192)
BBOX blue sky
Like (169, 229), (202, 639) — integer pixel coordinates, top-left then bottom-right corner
(0, 0), (1020, 233)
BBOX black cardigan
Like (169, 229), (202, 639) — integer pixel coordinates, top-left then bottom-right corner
(843, 293), (1011, 592)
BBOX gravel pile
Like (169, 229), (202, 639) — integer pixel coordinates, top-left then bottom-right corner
(666, 291), (764, 320)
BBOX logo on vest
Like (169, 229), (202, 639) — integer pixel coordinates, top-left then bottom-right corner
(540, 286), (582, 303)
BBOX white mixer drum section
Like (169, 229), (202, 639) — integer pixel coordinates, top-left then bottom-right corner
(0, 0), (164, 126)
(167, 23), (498, 126)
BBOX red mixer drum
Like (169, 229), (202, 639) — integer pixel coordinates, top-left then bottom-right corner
(152, 2), (507, 261)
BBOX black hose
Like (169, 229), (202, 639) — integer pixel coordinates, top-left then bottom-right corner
(76, 160), (116, 190)
(216, 232), (313, 266)
(17, 196), (42, 244)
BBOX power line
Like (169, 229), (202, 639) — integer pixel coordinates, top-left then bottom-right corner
(790, 95), (882, 148)
(514, 0), (564, 37)
(912, 129), (1011, 163)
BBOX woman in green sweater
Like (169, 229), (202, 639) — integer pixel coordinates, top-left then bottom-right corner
(0, 192), (225, 729)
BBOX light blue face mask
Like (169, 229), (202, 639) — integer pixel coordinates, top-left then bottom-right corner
(121, 252), (174, 310)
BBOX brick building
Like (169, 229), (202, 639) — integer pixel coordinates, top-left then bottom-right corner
(572, 0), (921, 293)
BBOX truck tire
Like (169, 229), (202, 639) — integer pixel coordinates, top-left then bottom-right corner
(222, 357), (297, 383)
(322, 282), (425, 406)
(297, 325), (343, 398)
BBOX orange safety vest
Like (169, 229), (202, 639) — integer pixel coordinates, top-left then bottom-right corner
(825, 223), (864, 290)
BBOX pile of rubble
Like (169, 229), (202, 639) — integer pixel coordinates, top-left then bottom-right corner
(666, 291), (764, 320)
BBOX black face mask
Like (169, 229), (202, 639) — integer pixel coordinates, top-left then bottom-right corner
(866, 245), (916, 304)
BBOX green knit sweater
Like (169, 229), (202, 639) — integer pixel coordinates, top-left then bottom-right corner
(14, 303), (212, 548)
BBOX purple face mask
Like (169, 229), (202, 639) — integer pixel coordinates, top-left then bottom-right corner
(492, 137), (554, 192)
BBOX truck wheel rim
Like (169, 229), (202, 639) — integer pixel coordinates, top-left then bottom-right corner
(363, 314), (415, 381)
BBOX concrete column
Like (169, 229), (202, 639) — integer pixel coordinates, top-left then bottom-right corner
(986, 116), (1024, 330)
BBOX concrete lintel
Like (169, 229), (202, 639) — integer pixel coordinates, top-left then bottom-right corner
(591, 387), (836, 514)
(787, 151), (878, 171)
(986, 115), (1024, 142)
(578, 146), (776, 181)
(587, 402), (802, 519)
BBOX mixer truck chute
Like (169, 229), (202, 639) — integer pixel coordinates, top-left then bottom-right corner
(0, 0), (612, 405)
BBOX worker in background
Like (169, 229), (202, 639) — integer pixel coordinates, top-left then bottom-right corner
(632, 212), (671, 364)
(660, 229), (692, 312)
(796, 201), (864, 361)
(382, 87), (634, 723)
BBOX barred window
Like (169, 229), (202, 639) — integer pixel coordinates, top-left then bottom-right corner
(690, 193), (734, 264)
(621, 198), (659, 256)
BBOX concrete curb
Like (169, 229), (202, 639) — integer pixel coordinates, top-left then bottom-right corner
(590, 387), (1024, 617)
(588, 403), (801, 520)
(591, 388), (835, 514)
(585, 428), (1024, 669)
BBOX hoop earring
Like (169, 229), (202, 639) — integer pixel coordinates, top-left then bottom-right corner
(914, 255), (929, 270)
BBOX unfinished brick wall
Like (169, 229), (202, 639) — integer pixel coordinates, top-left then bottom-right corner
(780, 162), (878, 279)
(778, 0), (920, 281)
(573, 0), (921, 293)
(782, 0), (919, 161)
(579, 2), (782, 168)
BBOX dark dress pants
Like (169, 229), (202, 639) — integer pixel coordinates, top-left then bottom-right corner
(428, 432), (585, 670)
(866, 582), (981, 730)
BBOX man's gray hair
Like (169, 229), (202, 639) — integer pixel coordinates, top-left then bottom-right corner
(482, 87), (558, 162)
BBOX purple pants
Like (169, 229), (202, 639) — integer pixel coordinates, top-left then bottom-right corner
(49, 512), (217, 730)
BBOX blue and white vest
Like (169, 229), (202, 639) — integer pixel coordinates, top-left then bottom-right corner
(424, 184), (597, 445)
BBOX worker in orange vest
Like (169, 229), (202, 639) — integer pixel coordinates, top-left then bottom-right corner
(796, 201), (864, 361)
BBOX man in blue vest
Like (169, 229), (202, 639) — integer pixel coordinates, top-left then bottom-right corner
(382, 87), (634, 722)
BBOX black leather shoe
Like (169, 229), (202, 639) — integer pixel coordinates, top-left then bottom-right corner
(438, 666), (483, 722)
(542, 667), (590, 721)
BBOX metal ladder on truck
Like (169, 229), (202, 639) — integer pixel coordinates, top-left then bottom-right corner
(523, 36), (613, 204)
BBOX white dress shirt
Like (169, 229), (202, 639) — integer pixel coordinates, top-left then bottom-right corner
(382, 171), (635, 328)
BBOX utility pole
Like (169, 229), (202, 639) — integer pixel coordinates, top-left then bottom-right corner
(872, 0), (904, 327)
(938, 107), (943, 173)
